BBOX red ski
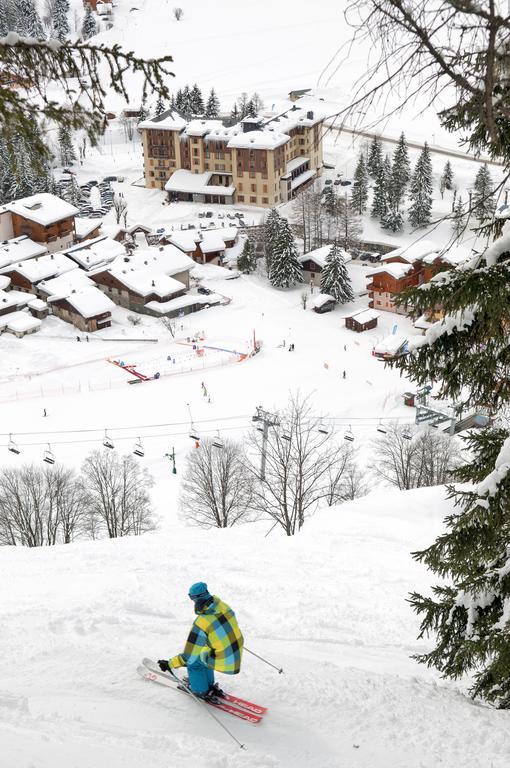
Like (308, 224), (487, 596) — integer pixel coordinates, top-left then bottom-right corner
(137, 663), (263, 724)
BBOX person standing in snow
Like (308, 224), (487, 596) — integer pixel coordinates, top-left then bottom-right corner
(158, 582), (244, 701)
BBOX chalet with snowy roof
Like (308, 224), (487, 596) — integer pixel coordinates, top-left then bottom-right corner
(0, 289), (32, 316)
(48, 287), (115, 333)
(0, 236), (47, 270)
(64, 236), (126, 271)
(298, 245), (352, 284)
(74, 218), (102, 243)
(0, 252), (77, 295)
(90, 266), (187, 313)
(140, 104), (324, 207)
(112, 245), (195, 287)
(3, 194), (78, 252)
(367, 262), (418, 314)
(167, 227), (239, 265)
(344, 308), (380, 333)
(312, 293), (336, 313)
(0, 311), (41, 338)
(38, 269), (94, 302)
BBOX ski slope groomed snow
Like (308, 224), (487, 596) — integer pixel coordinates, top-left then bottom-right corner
(1, 486), (509, 768)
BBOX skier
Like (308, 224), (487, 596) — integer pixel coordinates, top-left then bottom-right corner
(158, 582), (244, 701)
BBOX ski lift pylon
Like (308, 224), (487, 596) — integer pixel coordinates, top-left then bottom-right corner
(8, 434), (20, 455)
(133, 438), (144, 457)
(43, 443), (55, 465)
(344, 425), (354, 442)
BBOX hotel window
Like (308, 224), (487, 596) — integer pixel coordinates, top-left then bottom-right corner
(249, 171), (256, 179)
(262, 197), (269, 204)
(250, 196), (256, 203)
(238, 183), (243, 191)
(251, 184), (256, 192)
(216, 164), (225, 171)
(238, 195), (245, 202)
(263, 184), (267, 193)
(193, 148), (199, 156)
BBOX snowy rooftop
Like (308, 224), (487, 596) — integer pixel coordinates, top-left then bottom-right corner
(367, 262), (414, 280)
(26, 297), (47, 311)
(6, 194), (79, 226)
(139, 110), (187, 132)
(291, 169), (316, 190)
(108, 268), (187, 299)
(0, 310), (41, 333)
(2, 252), (77, 282)
(145, 293), (220, 314)
(344, 308), (380, 323)
(74, 218), (102, 240)
(312, 293), (335, 308)
(0, 236), (47, 269)
(374, 333), (408, 355)
(168, 227), (237, 254)
(0, 289), (29, 311)
(262, 105), (325, 132)
(0, 275), (10, 290)
(227, 130), (289, 150)
(384, 240), (439, 264)
(286, 156), (310, 173)
(112, 246), (195, 277)
(185, 119), (224, 137)
(200, 232), (228, 254)
(298, 244), (352, 269)
(64, 236), (126, 270)
(38, 269), (94, 298)
(51, 287), (115, 319)
(422, 245), (472, 266)
(165, 170), (235, 197)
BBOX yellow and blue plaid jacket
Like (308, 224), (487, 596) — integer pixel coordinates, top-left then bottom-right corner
(170, 596), (243, 674)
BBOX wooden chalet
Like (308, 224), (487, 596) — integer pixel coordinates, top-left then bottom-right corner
(5, 194), (78, 253)
(49, 288), (114, 332)
(90, 267), (187, 314)
(344, 308), (380, 332)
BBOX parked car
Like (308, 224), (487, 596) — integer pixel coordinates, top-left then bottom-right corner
(340, 180), (352, 186)
(103, 176), (117, 182)
(198, 212), (205, 218)
(334, 179), (342, 186)
(324, 179), (333, 185)
(197, 286), (212, 295)
(205, 211), (213, 218)
(117, 176), (125, 183)
(235, 212), (245, 218)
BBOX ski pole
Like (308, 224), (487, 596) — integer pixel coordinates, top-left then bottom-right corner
(178, 676), (246, 750)
(245, 647), (284, 674)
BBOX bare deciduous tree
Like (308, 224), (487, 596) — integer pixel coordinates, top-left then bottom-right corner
(113, 193), (128, 225)
(81, 450), (155, 538)
(371, 423), (462, 490)
(180, 438), (255, 528)
(247, 394), (349, 535)
(173, 7), (183, 20)
(325, 443), (365, 505)
(292, 181), (325, 253)
(160, 317), (176, 337)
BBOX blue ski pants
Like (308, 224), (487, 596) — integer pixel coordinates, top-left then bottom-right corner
(187, 657), (214, 694)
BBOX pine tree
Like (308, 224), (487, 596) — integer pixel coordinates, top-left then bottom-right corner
(322, 185), (338, 217)
(337, 194), (362, 252)
(440, 160), (454, 198)
(351, 153), (369, 214)
(381, 208), (404, 232)
(16, 0), (43, 38)
(58, 125), (76, 167)
(245, 99), (257, 118)
(389, 132), (411, 210)
(472, 163), (494, 224)
(81, 6), (97, 40)
(155, 95), (166, 116)
(371, 163), (387, 219)
(367, 135), (383, 177)
(263, 207), (281, 275)
(237, 238), (257, 274)
(205, 88), (220, 118)
(0, 0), (17, 36)
(451, 195), (466, 236)
(175, 89), (183, 111)
(190, 84), (204, 115)
(138, 97), (149, 124)
(269, 217), (302, 288)
(409, 142), (433, 228)
(319, 243), (354, 303)
(230, 103), (240, 124)
(51, 0), (70, 42)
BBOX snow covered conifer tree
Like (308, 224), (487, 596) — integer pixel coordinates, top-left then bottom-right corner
(81, 6), (97, 40)
(451, 195), (466, 236)
(174, 89), (183, 111)
(51, 0), (70, 42)
(180, 85), (192, 117)
(367, 135), (383, 177)
(409, 143), (433, 228)
(351, 153), (369, 214)
(382, 208), (404, 233)
(245, 99), (257, 118)
(190, 84), (204, 115)
(371, 163), (387, 219)
(230, 103), (239, 123)
(269, 217), (302, 288)
(320, 242), (354, 303)
(237, 237), (257, 274)
(472, 163), (494, 224)
(17, 0), (44, 38)
(154, 95), (166, 116)
(58, 125), (76, 167)
(390, 132), (411, 210)
(440, 160), (454, 198)
(263, 207), (281, 274)
(205, 88), (220, 118)
(322, 184), (338, 217)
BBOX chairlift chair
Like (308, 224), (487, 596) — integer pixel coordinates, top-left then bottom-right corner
(317, 422), (329, 435)
(133, 438), (145, 457)
(43, 444), (55, 465)
(344, 426), (355, 442)
(212, 432), (224, 449)
(281, 430), (291, 441)
(7, 434), (20, 455)
(376, 420), (387, 434)
(402, 426), (413, 440)
(103, 430), (114, 449)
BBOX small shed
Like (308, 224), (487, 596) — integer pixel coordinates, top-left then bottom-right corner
(344, 308), (380, 332)
(312, 293), (336, 314)
(27, 297), (49, 320)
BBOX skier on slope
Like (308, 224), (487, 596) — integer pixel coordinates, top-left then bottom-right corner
(158, 582), (244, 701)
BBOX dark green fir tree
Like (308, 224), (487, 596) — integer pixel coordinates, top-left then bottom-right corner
(319, 242), (354, 303)
(237, 237), (257, 274)
(205, 88), (220, 118)
(268, 217), (302, 288)
(367, 134), (383, 177)
(409, 142), (433, 228)
(351, 152), (369, 214)
(472, 163), (494, 224)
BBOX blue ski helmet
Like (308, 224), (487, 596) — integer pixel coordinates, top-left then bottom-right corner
(188, 582), (212, 613)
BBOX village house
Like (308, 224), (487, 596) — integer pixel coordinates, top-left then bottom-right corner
(312, 293), (336, 313)
(0, 236), (47, 270)
(298, 244), (352, 284)
(0, 311), (41, 338)
(48, 287), (115, 332)
(0, 252), (77, 295)
(1, 194), (79, 252)
(139, 104), (324, 207)
(74, 218), (102, 243)
(0, 289), (32, 316)
(166, 227), (239, 265)
(344, 308), (380, 332)
(90, 266), (187, 313)
(64, 235), (127, 271)
(112, 245), (195, 287)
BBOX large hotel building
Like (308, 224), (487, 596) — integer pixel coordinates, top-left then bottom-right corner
(139, 105), (324, 208)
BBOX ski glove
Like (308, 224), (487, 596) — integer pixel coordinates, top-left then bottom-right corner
(158, 659), (170, 673)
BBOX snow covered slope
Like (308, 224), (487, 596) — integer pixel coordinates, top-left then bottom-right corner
(1, 485), (509, 767)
